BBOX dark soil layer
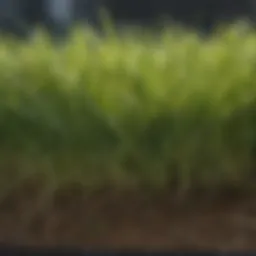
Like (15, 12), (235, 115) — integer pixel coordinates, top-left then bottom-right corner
(0, 182), (255, 251)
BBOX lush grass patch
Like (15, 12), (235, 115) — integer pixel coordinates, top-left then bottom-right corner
(0, 25), (256, 195)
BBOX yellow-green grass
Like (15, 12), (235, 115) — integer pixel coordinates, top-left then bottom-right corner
(0, 24), (256, 196)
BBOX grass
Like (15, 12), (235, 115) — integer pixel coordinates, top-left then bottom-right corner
(0, 24), (256, 196)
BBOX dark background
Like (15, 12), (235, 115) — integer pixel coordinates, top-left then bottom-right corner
(0, 0), (255, 38)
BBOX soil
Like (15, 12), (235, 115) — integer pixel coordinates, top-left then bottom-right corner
(0, 181), (255, 251)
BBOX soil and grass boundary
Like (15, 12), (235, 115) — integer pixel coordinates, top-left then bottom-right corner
(0, 25), (256, 249)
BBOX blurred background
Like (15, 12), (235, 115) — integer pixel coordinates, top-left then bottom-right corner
(0, 0), (102, 38)
(0, 0), (255, 39)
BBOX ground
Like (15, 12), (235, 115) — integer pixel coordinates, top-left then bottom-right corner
(0, 181), (255, 251)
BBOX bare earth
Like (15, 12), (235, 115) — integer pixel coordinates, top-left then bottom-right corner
(0, 181), (255, 251)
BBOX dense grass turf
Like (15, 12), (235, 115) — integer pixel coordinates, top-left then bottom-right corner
(0, 25), (256, 195)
